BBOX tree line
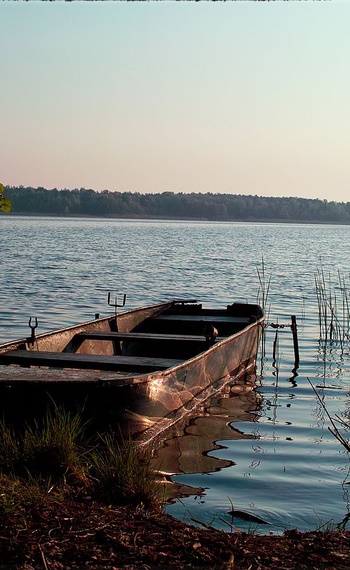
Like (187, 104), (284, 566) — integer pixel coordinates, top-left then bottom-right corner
(3, 185), (350, 223)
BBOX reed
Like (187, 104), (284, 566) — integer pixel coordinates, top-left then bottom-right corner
(272, 328), (282, 386)
(315, 268), (350, 345)
(256, 256), (271, 376)
(308, 378), (350, 454)
(256, 255), (271, 313)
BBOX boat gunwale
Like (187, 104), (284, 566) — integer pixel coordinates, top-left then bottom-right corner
(0, 303), (265, 386)
(0, 301), (172, 353)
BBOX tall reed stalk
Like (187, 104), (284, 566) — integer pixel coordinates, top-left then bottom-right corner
(256, 255), (271, 313)
(308, 378), (350, 454)
(315, 268), (350, 345)
(256, 256), (271, 375)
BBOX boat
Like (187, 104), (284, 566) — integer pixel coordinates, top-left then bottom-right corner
(0, 299), (264, 440)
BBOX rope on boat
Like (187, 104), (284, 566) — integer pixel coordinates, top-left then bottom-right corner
(265, 322), (288, 329)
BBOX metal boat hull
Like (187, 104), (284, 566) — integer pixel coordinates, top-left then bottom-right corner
(0, 300), (264, 438)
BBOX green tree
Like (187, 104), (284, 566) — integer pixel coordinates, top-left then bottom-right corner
(0, 183), (11, 213)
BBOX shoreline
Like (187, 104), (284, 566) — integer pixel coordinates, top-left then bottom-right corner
(1, 495), (349, 569)
(4, 212), (350, 225)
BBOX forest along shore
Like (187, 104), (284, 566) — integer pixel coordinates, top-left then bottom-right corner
(4, 185), (350, 224)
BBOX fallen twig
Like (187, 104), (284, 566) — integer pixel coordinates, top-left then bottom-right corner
(39, 545), (49, 570)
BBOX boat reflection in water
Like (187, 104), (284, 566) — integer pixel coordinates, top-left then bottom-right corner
(147, 371), (262, 499)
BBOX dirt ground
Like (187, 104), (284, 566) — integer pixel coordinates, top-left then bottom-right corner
(1, 493), (349, 570)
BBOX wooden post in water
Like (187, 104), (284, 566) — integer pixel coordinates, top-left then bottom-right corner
(291, 315), (299, 369)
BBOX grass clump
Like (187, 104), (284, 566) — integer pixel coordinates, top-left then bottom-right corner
(0, 406), (87, 484)
(21, 407), (88, 483)
(0, 473), (64, 528)
(0, 476), (18, 522)
(0, 420), (21, 473)
(0, 407), (162, 513)
(90, 433), (161, 509)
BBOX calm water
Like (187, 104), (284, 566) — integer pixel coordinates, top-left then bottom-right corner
(1, 216), (350, 534)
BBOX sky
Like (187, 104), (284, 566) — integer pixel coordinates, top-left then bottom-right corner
(1, 1), (350, 203)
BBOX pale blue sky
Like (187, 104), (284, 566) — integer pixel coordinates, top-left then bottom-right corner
(1, 2), (350, 202)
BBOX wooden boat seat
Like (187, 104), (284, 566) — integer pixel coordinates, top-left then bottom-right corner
(0, 350), (184, 372)
(150, 315), (251, 324)
(74, 331), (226, 343)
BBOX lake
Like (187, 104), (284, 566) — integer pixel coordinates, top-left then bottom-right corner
(1, 216), (349, 534)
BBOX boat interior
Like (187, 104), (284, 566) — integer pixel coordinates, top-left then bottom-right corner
(0, 301), (263, 373)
